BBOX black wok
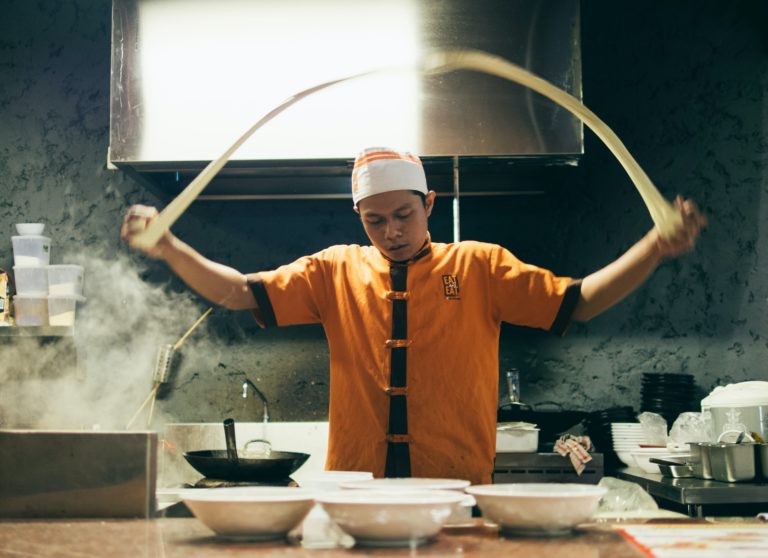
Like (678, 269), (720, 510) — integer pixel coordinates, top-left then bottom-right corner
(183, 418), (310, 482)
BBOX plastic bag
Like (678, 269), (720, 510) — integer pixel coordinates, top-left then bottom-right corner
(669, 412), (712, 446)
(637, 412), (668, 445)
(597, 477), (659, 514)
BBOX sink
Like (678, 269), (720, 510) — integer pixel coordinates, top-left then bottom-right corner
(159, 422), (329, 487)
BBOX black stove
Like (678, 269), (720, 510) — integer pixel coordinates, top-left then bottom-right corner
(189, 477), (296, 488)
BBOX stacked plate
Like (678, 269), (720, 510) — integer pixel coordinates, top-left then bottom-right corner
(611, 422), (647, 468)
(584, 407), (636, 473)
(641, 373), (697, 426)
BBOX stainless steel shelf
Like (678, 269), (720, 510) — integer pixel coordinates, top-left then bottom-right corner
(0, 326), (74, 337)
(617, 468), (768, 517)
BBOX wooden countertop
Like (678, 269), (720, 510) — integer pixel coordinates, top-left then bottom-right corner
(0, 518), (645, 557)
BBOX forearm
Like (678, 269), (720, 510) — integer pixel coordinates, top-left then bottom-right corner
(158, 235), (256, 310)
(572, 231), (662, 322)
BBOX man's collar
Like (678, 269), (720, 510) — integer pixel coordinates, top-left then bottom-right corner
(381, 234), (432, 265)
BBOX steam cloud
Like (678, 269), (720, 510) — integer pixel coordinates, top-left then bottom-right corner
(0, 249), (217, 431)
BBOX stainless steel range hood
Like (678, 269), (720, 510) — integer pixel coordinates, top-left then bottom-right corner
(109, 0), (582, 198)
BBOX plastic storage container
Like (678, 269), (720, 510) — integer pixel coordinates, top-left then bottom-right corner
(11, 235), (51, 267)
(14, 295), (48, 326)
(13, 266), (48, 295)
(496, 424), (539, 453)
(47, 294), (85, 326)
(48, 265), (84, 296)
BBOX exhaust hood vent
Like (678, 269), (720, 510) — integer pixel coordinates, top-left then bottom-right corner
(109, 0), (582, 198)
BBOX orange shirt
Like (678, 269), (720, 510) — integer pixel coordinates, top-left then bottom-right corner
(249, 240), (579, 485)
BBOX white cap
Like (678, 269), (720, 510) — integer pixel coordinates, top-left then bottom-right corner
(351, 147), (427, 207)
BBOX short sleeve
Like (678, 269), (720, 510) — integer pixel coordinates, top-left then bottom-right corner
(489, 245), (581, 335)
(247, 251), (331, 327)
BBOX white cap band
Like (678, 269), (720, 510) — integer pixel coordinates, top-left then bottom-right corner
(351, 147), (427, 206)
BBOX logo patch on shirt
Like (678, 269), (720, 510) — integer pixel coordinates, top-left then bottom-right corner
(441, 274), (461, 299)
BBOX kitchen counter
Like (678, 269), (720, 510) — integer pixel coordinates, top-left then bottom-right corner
(617, 468), (768, 518)
(0, 518), (644, 557)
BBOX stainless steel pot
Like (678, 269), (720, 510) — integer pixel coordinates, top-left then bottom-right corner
(757, 443), (768, 480)
(705, 442), (755, 483)
(691, 442), (714, 480)
(702, 405), (768, 443)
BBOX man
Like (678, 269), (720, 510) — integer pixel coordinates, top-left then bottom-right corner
(122, 147), (706, 485)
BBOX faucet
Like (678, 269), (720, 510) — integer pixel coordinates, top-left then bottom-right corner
(242, 378), (269, 424)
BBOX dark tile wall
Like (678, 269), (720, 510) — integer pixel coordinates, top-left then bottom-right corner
(0, 0), (765, 429)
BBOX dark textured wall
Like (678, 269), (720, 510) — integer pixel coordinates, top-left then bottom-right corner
(0, 0), (766, 429)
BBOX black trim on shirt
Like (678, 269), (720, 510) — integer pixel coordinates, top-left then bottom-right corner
(549, 279), (583, 337)
(385, 263), (411, 477)
(248, 275), (277, 329)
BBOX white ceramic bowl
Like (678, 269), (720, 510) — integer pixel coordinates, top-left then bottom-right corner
(338, 477), (474, 527)
(630, 448), (668, 473)
(466, 483), (607, 536)
(615, 451), (636, 468)
(316, 489), (465, 547)
(339, 477), (470, 491)
(15, 223), (45, 236)
(298, 470), (373, 491)
(182, 487), (315, 541)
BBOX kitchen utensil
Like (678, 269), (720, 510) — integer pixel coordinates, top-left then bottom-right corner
(708, 443), (756, 483)
(340, 478), (470, 491)
(654, 462), (694, 478)
(649, 456), (690, 467)
(702, 381), (768, 442)
(183, 417), (310, 482)
(13, 265), (48, 295)
(695, 443), (715, 480)
(11, 235), (50, 267)
(466, 483), (607, 537)
(13, 294), (48, 326)
(183, 486), (315, 541)
(15, 223), (45, 236)
(757, 444), (768, 479)
(498, 402), (587, 451)
(298, 471), (374, 491)
(132, 50), (681, 252)
(47, 294), (85, 326)
(496, 423), (539, 452)
(630, 448), (670, 473)
(717, 430), (755, 444)
(316, 489), (464, 547)
(183, 449), (310, 483)
(47, 265), (84, 296)
(338, 478), (475, 527)
(498, 369), (532, 412)
(126, 307), (212, 429)
(224, 418), (239, 464)
(650, 456), (694, 478)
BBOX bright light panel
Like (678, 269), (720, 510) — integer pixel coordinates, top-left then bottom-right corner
(138, 0), (422, 161)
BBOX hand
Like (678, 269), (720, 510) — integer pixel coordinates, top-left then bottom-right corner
(654, 195), (708, 259)
(120, 205), (172, 259)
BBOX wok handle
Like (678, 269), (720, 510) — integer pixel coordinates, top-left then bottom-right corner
(223, 418), (239, 464)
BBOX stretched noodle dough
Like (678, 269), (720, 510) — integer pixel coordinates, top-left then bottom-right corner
(131, 49), (681, 251)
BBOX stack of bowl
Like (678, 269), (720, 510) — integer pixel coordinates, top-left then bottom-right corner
(584, 406), (636, 472)
(11, 223), (85, 327)
(611, 422), (647, 468)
